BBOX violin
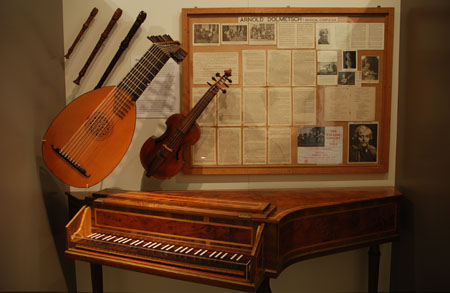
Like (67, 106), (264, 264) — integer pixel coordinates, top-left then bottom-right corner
(140, 69), (232, 179)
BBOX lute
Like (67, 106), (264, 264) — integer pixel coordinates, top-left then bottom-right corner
(43, 35), (187, 188)
(140, 69), (232, 179)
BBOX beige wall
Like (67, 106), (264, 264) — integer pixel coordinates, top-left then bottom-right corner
(0, 0), (401, 292)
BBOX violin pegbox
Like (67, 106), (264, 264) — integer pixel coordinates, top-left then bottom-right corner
(208, 69), (232, 94)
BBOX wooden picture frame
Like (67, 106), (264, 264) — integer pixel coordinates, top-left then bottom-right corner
(181, 7), (395, 175)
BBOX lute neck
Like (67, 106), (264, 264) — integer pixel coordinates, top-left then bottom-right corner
(117, 44), (170, 101)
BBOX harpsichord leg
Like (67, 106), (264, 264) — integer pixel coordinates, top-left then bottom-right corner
(368, 244), (380, 293)
(90, 263), (103, 293)
(256, 277), (272, 293)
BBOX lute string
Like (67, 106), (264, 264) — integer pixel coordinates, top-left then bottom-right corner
(68, 45), (167, 162)
(60, 44), (167, 165)
(61, 46), (160, 159)
(78, 45), (168, 164)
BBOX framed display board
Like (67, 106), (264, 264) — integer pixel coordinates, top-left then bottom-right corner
(181, 7), (394, 175)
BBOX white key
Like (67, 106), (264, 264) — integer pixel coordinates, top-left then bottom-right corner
(153, 243), (162, 249)
(209, 251), (217, 258)
(179, 247), (188, 253)
(215, 252), (222, 258)
(194, 249), (203, 255)
(134, 240), (144, 246)
(143, 242), (153, 248)
(236, 254), (243, 261)
(130, 240), (139, 246)
(122, 238), (132, 244)
(118, 238), (129, 244)
(166, 245), (175, 251)
(200, 250), (208, 256)
(174, 246), (184, 253)
(220, 253), (228, 259)
(148, 242), (158, 249)
(161, 244), (170, 250)
(185, 248), (194, 254)
(87, 233), (98, 238)
(230, 253), (237, 260)
(114, 237), (124, 243)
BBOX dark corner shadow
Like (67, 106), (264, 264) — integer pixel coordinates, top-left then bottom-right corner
(389, 187), (415, 291)
(38, 159), (77, 293)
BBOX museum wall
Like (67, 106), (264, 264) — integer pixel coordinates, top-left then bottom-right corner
(0, 0), (401, 292)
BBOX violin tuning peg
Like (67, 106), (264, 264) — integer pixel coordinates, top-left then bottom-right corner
(224, 83), (229, 87)
(215, 72), (221, 77)
(207, 82), (212, 86)
(212, 77), (217, 81)
(221, 89), (227, 94)
(227, 78), (232, 83)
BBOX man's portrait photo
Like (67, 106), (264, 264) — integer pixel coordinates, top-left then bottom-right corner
(348, 123), (378, 163)
(316, 23), (334, 47)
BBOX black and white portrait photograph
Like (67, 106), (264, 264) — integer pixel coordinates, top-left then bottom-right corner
(343, 50), (357, 70)
(316, 23), (334, 47)
(348, 123), (378, 163)
(298, 127), (325, 147)
(249, 23), (276, 45)
(361, 56), (379, 82)
(193, 23), (220, 45)
(318, 28), (329, 44)
(221, 24), (248, 44)
(338, 72), (356, 85)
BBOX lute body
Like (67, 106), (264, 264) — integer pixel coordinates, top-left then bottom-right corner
(42, 35), (186, 187)
(42, 87), (135, 188)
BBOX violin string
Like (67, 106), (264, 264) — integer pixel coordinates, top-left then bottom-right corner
(61, 44), (167, 165)
(143, 73), (228, 175)
(77, 45), (169, 165)
(165, 83), (220, 150)
(146, 85), (219, 177)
